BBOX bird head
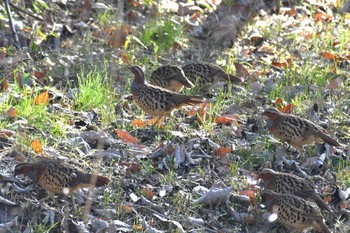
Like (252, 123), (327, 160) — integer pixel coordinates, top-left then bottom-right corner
(130, 65), (145, 84)
(260, 190), (279, 208)
(258, 169), (277, 188)
(14, 163), (39, 181)
(262, 107), (282, 120)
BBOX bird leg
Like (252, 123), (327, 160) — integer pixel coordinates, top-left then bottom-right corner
(149, 116), (165, 129)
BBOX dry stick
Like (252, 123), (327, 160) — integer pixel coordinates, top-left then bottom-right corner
(4, 0), (21, 50)
(9, 2), (43, 21)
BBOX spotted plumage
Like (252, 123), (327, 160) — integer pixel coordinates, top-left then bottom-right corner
(14, 159), (110, 195)
(262, 108), (340, 151)
(181, 62), (240, 91)
(259, 169), (331, 212)
(130, 65), (205, 117)
(149, 65), (194, 92)
(261, 190), (331, 233)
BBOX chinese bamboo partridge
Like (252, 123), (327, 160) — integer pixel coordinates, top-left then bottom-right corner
(181, 62), (240, 91)
(149, 65), (194, 92)
(262, 108), (340, 152)
(14, 159), (110, 195)
(261, 190), (331, 233)
(130, 65), (205, 119)
(259, 168), (331, 212)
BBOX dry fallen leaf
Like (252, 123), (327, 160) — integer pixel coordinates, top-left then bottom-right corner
(215, 114), (241, 125)
(239, 189), (256, 204)
(7, 107), (17, 118)
(31, 140), (43, 154)
(321, 51), (337, 60)
(213, 147), (232, 157)
(143, 187), (154, 200)
(115, 129), (137, 144)
(119, 162), (142, 173)
(278, 103), (295, 113)
(131, 119), (146, 127)
(234, 63), (249, 79)
(34, 91), (49, 105)
(1, 79), (8, 91)
(121, 204), (133, 213)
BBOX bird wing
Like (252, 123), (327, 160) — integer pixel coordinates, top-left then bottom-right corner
(284, 195), (323, 221)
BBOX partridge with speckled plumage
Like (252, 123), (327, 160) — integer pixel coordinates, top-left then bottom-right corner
(262, 108), (340, 152)
(14, 159), (110, 195)
(181, 62), (241, 91)
(261, 190), (331, 233)
(130, 65), (205, 119)
(259, 168), (331, 212)
(149, 65), (194, 92)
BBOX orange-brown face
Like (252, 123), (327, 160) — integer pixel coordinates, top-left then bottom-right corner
(262, 108), (281, 120)
(14, 163), (31, 176)
(130, 65), (145, 84)
(258, 169), (275, 181)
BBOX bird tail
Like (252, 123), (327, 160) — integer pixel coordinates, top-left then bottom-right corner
(184, 96), (206, 106)
(317, 131), (340, 147)
(228, 74), (243, 84)
(95, 175), (110, 187)
(84, 174), (110, 187)
(181, 78), (195, 88)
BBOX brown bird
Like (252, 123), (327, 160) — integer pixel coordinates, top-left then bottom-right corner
(261, 190), (331, 233)
(130, 65), (205, 123)
(262, 107), (340, 152)
(14, 159), (110, 195)
(181, 62), (241, 92)
(259, 168), (331, 212)
(149, 65), (194, 92)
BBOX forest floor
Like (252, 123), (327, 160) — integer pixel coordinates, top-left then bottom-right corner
(0, 0), (350, 232)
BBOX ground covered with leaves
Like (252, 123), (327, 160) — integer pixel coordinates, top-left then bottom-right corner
(0, 0), (350, 232)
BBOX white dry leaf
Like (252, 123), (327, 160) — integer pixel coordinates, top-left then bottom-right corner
(187, 216), (205, 226)
(174, 144), (185, 169)
(130, 193), (139, 202)
(80, 131), (109, 145)
(153, 213), (185, 233)
(12, 183), (34, 194)
(0, 196), (17, 205)
(140, 196), (165, 214)
(110, 220), (132, 232)
(71, 220), (89, 233)
(88, 150), (121, 160)
(90, 218), (109, 233)
(183, 146), (195, 165)
(195, 186), (232, 206)
(338, 187), (349, 200)
(92, 2), (109, 9)
(142, 218), (164, 233)
(193, 186), (209, 195)
(324, 169), (336, 183)
(159, 185), (173, 198)
(159, 189), (166, 198)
